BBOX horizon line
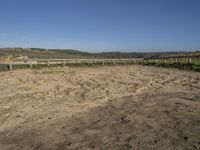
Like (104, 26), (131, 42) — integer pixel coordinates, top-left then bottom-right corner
(0, 47), (199, 53)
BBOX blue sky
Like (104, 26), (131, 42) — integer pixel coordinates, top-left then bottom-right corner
(0, 0), (200, 52)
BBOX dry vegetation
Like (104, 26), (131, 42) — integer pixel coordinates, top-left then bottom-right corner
(0, 65), (200, 150)
(1, 48), (200, 59)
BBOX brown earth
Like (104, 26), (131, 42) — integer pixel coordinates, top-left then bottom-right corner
(0, 55), (12, 63)
(0, 65), (200, 150)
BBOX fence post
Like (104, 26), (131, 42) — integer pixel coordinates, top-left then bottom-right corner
(189, 58), (192, 63)
(9, 60), (13, 70)
(47, 59), (50, 66)
(175, 58), (178, 62)
(29, 59), (32, 69)
(63, 60), (66, 66)
(156, 59), (158, 63)
(113, 60), (116, 65)
(123, 59), (125, 64)
(102, 60), (104, 65)
(164, 59), (167, 63)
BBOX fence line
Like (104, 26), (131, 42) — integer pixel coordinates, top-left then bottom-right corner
(1, 57), (197, 71)
(5, 58), (144, 70)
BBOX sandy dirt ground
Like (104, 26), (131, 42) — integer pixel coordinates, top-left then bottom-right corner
(0, 65), (200, 150)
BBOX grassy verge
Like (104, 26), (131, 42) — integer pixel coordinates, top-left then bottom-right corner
(139, 59), (200, 72)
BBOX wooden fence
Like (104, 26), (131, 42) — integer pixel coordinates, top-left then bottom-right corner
(1, 57), (197, 71)
(5, 58), (144, 70)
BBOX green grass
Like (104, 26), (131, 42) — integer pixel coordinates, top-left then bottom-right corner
(139, 59), (200, 71)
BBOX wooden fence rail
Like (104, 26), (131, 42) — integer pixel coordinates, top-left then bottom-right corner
(1, 57), (197, 71)
(5, 58), (144, 70)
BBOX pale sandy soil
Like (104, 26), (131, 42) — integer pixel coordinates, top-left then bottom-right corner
(0, 65), (200, 150)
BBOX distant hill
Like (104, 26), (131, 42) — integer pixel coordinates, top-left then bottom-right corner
(0, 48), (92, 59)
(0, 48), (200, 59)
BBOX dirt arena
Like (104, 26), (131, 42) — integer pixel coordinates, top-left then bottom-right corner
(0, 65), (200, 150)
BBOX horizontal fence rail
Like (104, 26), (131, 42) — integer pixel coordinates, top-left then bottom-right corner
(0, 57), (199, 71)
(1, 58), (144, 70)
